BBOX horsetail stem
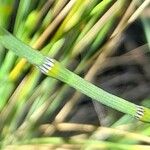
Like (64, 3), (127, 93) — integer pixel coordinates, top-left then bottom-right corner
(0, 26), (150, 123)
(39, 57), (150, 123)
(0, 26), (44, 66)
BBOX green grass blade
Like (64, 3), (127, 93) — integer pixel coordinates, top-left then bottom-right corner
(14, 0), (31, 35)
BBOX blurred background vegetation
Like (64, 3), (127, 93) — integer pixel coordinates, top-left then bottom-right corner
(0, 0), (150, 149)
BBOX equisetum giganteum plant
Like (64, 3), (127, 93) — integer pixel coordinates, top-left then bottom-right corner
(0, 26), (150, 123)
(0, 0), (150, 149)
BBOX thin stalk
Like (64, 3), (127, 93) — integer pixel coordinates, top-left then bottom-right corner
(33, 0), (76, 49)
(41, 123), (150, 144)
(13, 0), (31, 35)
(128, 0), (150, 24)
(70, 0), (123, 57)
(5, 137), (150, 150)
(0, 27), (150, 122)
(0, 26), (44, 66)
(8, 0), (76, 81)
(76, 0), (113, 42)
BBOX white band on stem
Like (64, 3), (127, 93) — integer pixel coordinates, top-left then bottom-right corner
(39, 57), (54, 74)
(135, 105), (144, 120)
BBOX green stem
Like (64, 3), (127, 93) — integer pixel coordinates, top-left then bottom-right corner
(0, 26), (44, 66)
(0, 26), (150, 123)
(42, 60), (150, 123)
